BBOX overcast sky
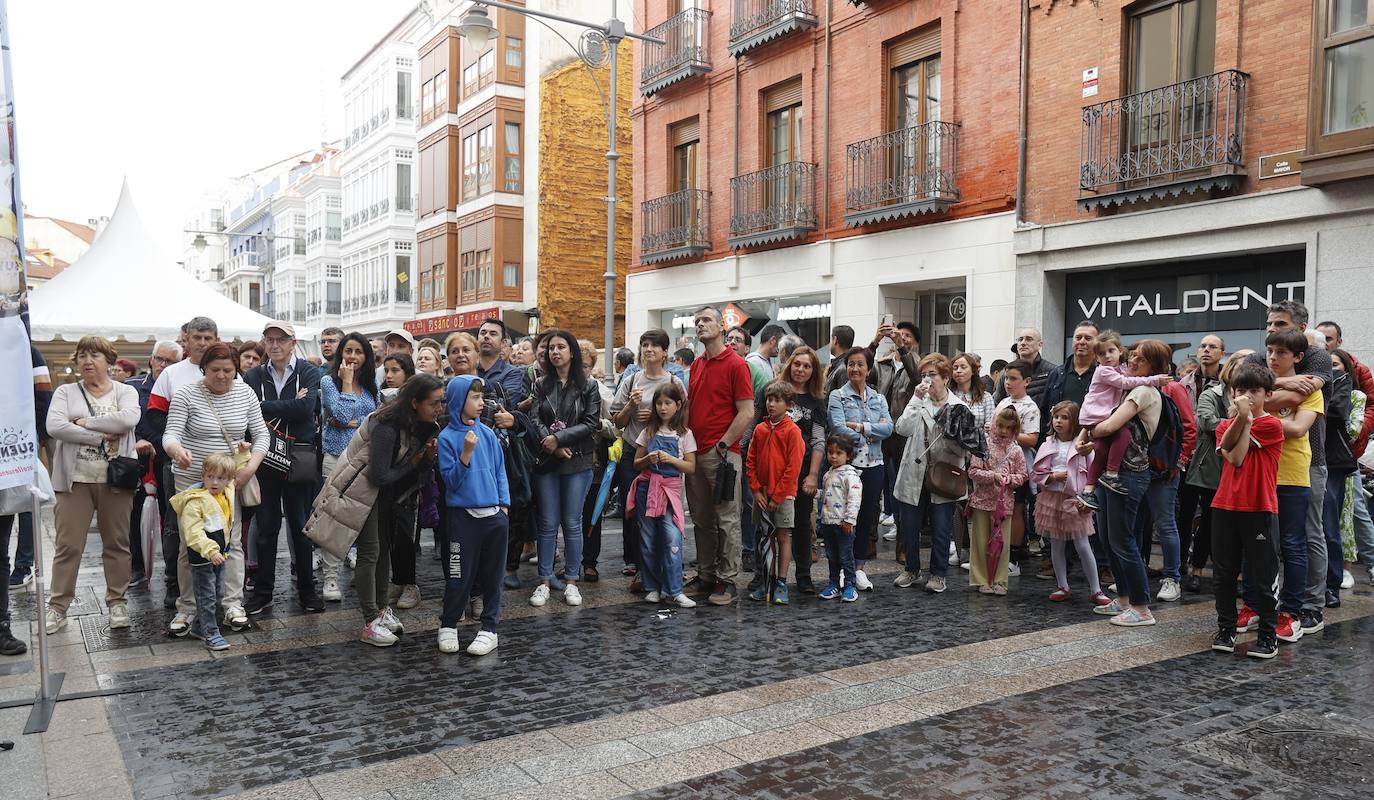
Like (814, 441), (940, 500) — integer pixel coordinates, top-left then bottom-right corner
(10, 1), (410, 255)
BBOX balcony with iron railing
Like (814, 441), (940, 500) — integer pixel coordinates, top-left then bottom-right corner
(728, 0), (816, 58)
(641, 9), (711, 97)
(844, 120), (959, 226)
(1078, 69), (1248, 211)
(728, 161), (817, 248)
(642, 189), (711, 264)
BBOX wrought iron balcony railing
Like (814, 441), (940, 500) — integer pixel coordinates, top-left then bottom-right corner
(641, 9), (711, 97)
(844, 120), (959, 226)
(728, 0), (817, 57)
(642, 189), (711, 264)
(1079, 69), (1248, 210)
(728, 161), (817, 248)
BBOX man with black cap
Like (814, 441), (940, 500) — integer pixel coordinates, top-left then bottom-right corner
(243, 321), (325, 615)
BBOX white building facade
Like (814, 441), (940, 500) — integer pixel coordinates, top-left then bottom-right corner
(338, 8), (428, 337)
(299, 164), (343, 331)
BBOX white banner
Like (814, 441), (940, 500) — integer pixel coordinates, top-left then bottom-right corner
(0, 314), (35, 490)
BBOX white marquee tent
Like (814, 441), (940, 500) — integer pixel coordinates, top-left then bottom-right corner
(29, 181), (316, 343)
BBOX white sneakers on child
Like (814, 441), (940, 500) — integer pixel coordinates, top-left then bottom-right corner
(672, 593), (696, 608)
(437, 627), (460, 653)
(467, 631), (498, 655)
(564, 584), (582, 606)
(379, 607), (404, 634)
(854, 570), (874, 591)
(322, 578), (342, 601)
(529, 584), (550, 607)
(361, 618), (398, 647)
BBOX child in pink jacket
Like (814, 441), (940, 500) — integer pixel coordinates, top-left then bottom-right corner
(1033, 401), (1109, 606)
(1076, 330), (1171, 509)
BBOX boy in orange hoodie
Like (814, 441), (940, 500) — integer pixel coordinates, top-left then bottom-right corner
(747, 382), (806, 604)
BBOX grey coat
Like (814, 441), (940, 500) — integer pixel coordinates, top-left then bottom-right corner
(1185, 384), (1227, 491)
(306, 416), (392, 558)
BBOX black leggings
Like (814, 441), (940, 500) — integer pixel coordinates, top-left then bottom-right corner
(1178, 483), (1216, 570)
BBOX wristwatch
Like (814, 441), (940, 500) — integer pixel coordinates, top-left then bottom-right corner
(716, 440), (729, 455)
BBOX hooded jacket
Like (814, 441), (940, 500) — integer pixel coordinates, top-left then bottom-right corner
(439, 375), (510, 510)
(170, 483), (236, 562)
(746, 414), (804, 505)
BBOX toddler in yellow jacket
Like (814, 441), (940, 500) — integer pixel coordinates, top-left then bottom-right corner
(170, 453), (237, 651)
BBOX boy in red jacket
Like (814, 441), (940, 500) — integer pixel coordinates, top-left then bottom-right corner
(747, 382), (805, 604)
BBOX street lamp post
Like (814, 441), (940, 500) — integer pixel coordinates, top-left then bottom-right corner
(454, 0), (662, 377)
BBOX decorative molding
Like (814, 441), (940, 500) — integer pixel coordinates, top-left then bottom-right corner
(1029, 0), (1100, 15)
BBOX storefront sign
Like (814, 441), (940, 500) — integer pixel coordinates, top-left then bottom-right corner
(777, 302), (832, 321)
(721, 302), (750, 330)
(1064, 252), (1305, 337)
(404, 306), (500, 336)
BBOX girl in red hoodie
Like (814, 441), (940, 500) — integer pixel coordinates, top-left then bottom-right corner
(747, 382), (806, 604)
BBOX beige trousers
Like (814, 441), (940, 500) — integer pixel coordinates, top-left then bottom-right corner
(969, 508), (1011, 588)
(50, 482), (134, 614)
(684, 448), (743, 584)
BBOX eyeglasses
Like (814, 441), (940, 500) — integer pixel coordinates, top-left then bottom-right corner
(263, 337), (292, 346)
(151, 355), (173, 365)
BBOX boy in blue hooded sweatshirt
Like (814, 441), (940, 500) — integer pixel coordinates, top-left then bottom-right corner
(437, 375), (510, 655)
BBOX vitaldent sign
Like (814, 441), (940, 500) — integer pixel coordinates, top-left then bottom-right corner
(1064, 252), (1305, 336)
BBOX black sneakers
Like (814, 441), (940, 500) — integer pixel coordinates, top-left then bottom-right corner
(0, 621), (26, 656)
(1300, 609), (1325, 634)
(300, 594), (325, 613)
(244, 594), (274, 616)
(1248, 632), (1279, 659)
(1211, 629), (1237, 653)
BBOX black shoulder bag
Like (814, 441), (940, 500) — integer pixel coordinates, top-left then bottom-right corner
(76, 383), (141, 490)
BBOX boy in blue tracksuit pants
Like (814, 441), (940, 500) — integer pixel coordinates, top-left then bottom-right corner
(437, 375), (510, 656)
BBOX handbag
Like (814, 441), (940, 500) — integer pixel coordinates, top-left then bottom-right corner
(253, 368), (320, 485)
(76, 383), (140, 490)
(201, 382), (260, 506)
(918, 429), (969, 499)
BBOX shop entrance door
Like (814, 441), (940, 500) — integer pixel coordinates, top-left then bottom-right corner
(927, 289), (966, 357)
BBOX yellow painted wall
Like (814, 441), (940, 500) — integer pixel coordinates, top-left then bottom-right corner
(537, 40), (632, 345)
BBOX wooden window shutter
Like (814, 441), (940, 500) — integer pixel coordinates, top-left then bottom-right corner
(671, 117), (700, 147)
(763, 78), (803, 113)
(476, 219), (494, 250)
(889, 23), (940, 68)
(460, 222), (476, 254)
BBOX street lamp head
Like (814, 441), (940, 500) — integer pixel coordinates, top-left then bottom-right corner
(458, 4), (497, 51)
(192, 233), (208, 253)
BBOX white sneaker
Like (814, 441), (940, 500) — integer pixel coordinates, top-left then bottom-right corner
(437, 627), (460, 654)
(1341, 569), (1355, 590)
(893, 571), (919, 589)
(168, 611), (192, 637)
(322, 578), (342, 601)
(225, 606), (248, 630)
(644, 590), (661, 603)
(312, 550), (322, 571)
(108, 603), (131, 629)
(882, 528), (897, 541)
(949, 541), (958, 560)
(388, 583), (403, 605)
(361, 619), (397, 647)
(564, 584), (583, 606)
(1156, 578), (1181, 602)
(854, 569), (873, 591)
(466, 630), (498, 656)
(1008, 563), (1021, 577)
(379, 607), (404, 634)
(960, 562), (971, 571)
(1108, 582), (1118, 593)
(672, 593), (696, 608)
(879, 513), (894, 528)
(346, 549), (357, 569)
(527, 553), (538, 564)
(397, 584), (421, 609)
(529, 584), (550, 607)
(45, 608), (67, 634)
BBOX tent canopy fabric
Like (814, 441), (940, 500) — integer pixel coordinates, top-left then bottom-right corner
(29, 180), (317, 343)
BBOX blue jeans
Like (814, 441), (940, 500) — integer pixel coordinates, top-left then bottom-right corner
(1275, 485), (1310, 614)
(3, 512), (34, 570)
(855, 464), (885, 564)
(820, 522), (856, 588)
(534, 469), (593, 582)
(1101, 469), (1151, 606)
(900, 492), (955, 577)
(639, 512), (686, 597)
(191, 562), (225, 640)
(1143, 472), (1182, 580)
(1353, 479), (1374, 568)
(1323, 473), (1347, 595)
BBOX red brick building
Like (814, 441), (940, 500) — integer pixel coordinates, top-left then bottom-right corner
(1015, 0), (1374, 356)
(628, 0), (1023, 359)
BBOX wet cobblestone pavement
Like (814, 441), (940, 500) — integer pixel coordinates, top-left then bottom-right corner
(4, 512), (1372, 800)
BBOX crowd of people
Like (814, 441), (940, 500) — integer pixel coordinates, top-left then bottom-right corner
(0, 298), (1372, 660)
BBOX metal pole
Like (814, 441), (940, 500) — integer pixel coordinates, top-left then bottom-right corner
(30, 490), (51, 698)
(602, 5), (623, 379)
(475, 0), (663, 44)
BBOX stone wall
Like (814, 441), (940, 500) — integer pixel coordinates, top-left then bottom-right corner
(537, 40), (633, 345)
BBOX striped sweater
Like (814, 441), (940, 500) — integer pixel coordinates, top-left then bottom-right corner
(163, 379), (269, 483)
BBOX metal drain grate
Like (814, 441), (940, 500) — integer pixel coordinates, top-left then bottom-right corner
(1185, 710), (1374, 790)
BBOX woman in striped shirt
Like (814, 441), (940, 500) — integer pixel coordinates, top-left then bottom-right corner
(163, 342), (268, 636)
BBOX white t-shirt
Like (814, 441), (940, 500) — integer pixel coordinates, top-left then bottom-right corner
(151, 358), (203, 406)
(634, 428), (697, 457)
(72, 387), (117, 484)
(995, 395), (1040, 440)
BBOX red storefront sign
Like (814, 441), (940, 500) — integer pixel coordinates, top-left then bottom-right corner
(404, 307), (501, 337)
(721, 302), (750, 330)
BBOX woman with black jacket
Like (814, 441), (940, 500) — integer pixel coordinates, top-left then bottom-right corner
(529, 329), (601, 608)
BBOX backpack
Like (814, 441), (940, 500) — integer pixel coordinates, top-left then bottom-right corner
(1147, 388), (1184, 480)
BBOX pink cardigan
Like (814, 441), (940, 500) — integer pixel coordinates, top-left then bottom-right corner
(967, 438), (1026, 512)
(627, 470), (685, 533)
(1031, 439), (1093, 496)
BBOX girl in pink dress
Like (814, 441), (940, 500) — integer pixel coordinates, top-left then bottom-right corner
(1033, 401), (1110, 606)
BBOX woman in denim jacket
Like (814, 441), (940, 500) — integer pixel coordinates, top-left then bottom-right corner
(826, 347), (893, 589)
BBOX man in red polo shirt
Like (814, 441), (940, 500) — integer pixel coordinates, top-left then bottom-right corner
(684, 306), (756, 606)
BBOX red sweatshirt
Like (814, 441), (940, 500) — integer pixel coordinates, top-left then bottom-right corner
(1163, 381), (1198, 469)
(746, 415), (804, 506)
(1347, 353), (1374, 458)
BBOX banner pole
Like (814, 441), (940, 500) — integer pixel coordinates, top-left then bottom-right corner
(29, 489), (51, 700)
